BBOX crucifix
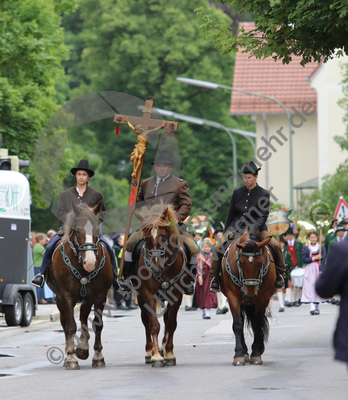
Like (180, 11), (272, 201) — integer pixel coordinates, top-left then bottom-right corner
(113, 97), (179, 278)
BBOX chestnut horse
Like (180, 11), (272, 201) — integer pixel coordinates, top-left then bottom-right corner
(220, 226), (276, 365)
(134, 204), (190, 367)
(47, 202), (113, 370)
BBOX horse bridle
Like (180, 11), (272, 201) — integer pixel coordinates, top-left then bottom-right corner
(67, 217), (100, 263)
(224, 238), (271, 297)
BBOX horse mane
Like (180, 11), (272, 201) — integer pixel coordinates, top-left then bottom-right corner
(241, 225), (262, 254)
(62, 203), (99, 242)
(138, 202), (179, 236)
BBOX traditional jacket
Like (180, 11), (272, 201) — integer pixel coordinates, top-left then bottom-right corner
(316, 241), (348, 363)
(283, 248), (293, 280)
(284, 240), (303, 268)
(137, 175), (192, 223)
(324, 230), (335, 253)
(224, 184), (270, 233)
(56, 186), (106, 225)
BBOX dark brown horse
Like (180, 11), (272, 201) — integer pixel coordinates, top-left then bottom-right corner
(47, 202), (113, 370)
(220, 226), (276, 366)
(134, 204), (190, 367)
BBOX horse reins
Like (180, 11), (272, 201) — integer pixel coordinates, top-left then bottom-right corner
(224, 238), (271, 298)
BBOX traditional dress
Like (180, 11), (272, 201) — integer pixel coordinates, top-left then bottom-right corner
(196, 252), (217, 315)
(301, 243), (328, 304)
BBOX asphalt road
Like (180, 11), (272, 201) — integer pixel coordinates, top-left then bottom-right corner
(0, 299), (347, 400)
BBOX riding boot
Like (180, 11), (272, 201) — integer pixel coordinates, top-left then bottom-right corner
(103, 243), (132, 293)
(184, 264), (196, 295)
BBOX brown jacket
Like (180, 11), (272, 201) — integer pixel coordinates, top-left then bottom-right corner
(57, 186), (106, 225)
(137, 175), (192, 222)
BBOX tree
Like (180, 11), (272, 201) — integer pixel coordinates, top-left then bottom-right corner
(58, 0), (255, 227)
(0, 0), (75, 210)
(196, 0), (348, 66)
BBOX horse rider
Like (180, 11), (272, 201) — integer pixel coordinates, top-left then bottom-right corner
(31, 159), (130, 292)
(210, 161), (286, 292)
(124, 150), (198, 294)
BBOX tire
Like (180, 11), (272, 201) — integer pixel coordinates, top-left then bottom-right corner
(4, 293), (23, 326)
(20, 292), (34, 327)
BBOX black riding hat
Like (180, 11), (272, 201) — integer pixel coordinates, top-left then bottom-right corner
(242, 161), (261, 175)
(71, 159), (95, 177)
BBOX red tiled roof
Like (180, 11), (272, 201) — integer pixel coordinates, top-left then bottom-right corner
(230, 22), (320, 115)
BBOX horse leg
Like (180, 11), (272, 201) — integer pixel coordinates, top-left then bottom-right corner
(249, 303), (269, 365)
(91, 299), (106, 368)
(57, 295), (79, 370)
(240, 309), (249, 363)
(148, 300), (164, 367)
(162, 299), (181, 366)
(139, 300), (153, 364)
(76, 301), (93, 361)
(160, 308), (168, 358)
(227, 296), (246, 366)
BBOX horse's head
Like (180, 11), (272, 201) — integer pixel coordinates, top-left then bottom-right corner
(65, 202), (102, 272)
(236, 231), (272, 301)
(135, 204), (178, 275)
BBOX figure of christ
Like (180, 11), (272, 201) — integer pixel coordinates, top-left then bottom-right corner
(126, 119), (165, 179)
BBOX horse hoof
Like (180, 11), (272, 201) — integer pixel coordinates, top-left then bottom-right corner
(76, 348), (89, 360)
(164, 359), (176, 366)
(250, 356), (263, 365)
(232, 357), (245, 366)
(65, 361), (80, 370)
(145, 356), (152, 364)
(152, 360), (165, 368)
(92, 358), (106, 368)
(244, 354), (250, 363)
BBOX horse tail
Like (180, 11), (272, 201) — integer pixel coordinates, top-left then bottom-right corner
(241, 304), (270, 342)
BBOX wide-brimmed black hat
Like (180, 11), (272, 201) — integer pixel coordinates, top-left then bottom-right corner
(151, 150), (174, 165)
(242, 161), (261, 175)
(71, 159), (95, 177)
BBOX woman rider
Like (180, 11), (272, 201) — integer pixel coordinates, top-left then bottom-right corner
(32, 159), (130, 292)
(210, 161), (286, 292)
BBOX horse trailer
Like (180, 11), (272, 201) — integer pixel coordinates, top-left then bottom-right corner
(0, 170), (36, 326)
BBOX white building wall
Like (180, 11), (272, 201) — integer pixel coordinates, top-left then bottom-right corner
(311, 57), (348, 185)
(255, 114), (317, 208)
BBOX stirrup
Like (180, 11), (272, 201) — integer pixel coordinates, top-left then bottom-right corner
(210, 278), (221, 293)
(115, 277), (133, 293)
(32, 273), (45, 288)
(274, 275), (284, 289)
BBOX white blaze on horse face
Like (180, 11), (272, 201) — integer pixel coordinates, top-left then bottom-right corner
(249, 256), (253, 263)
(151, 227), (158, 241)
(83, 220), (96, 272)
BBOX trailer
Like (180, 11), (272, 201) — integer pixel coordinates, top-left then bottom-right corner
(0, 170), (36, 326)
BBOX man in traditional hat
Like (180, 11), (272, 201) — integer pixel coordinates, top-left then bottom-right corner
(124, 150), (198, 294)
(32, 159), (129, 292)
(283, 226), (303, 306)
(210, 161), (286, 292)
(324, 218), (338, 253)
(328, 223), (346, 255)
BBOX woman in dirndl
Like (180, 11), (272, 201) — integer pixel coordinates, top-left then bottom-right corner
(301, 231), (328, 315)
(196, 238), (217, 319)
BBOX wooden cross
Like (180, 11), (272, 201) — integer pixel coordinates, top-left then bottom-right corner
(113, 97), (179, 279)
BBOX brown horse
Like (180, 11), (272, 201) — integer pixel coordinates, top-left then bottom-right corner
(134, 204), (190, 367)
(220, 225), (276, 366)
(47, 202), (113, 370)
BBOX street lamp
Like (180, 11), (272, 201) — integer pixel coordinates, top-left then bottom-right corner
(176, 77), (294, 209)
(151, 108), (256, 188)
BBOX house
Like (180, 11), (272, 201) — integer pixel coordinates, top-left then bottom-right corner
(230, 22), (348, 209)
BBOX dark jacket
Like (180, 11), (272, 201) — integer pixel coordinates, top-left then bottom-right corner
(224, 184), (270, 234)
(302, 244), (326, 272)
(137, 175), (192, 223)
(284, 240), (303, 268)
(316, 241), (348, 364)
(57, 186), (106, 225)
(283, 248), (293, 280)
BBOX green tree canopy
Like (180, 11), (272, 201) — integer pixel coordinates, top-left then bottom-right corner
(196, 0), (348, 66)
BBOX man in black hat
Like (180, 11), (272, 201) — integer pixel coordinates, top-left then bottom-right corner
(124, 150), (198, 294)
(324, 218), (338, 253)
(210, 161), (286, 292)
(32, 159), (129, 292)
